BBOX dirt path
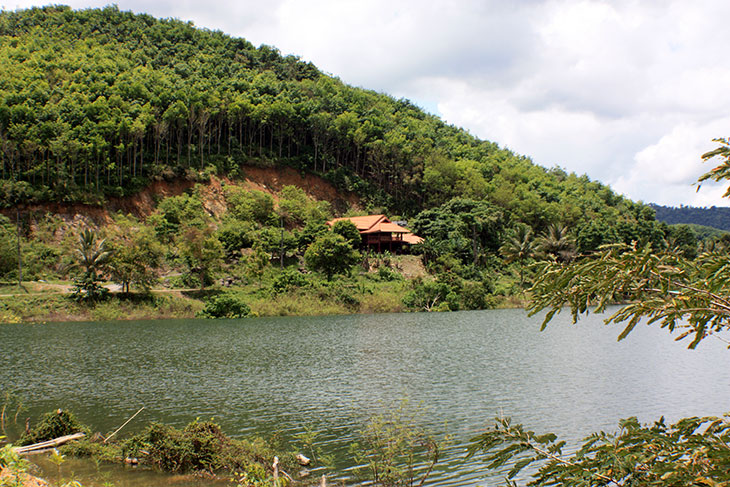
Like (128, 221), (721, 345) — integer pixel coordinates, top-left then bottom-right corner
(0, 285), (200, 298)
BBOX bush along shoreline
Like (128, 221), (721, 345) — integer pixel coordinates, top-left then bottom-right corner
(4, 405), (447, 487)
(7, 409), (303, 487)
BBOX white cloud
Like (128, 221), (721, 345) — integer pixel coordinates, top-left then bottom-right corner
(614, 122), (730, 207)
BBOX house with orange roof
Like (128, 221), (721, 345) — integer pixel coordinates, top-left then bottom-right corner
(327, 214), (423, 252)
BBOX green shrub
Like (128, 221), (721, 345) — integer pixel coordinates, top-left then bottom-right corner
(459, 280), (493, 310)
(350, 401), (444, 487)
(70, 274), (110, 302)
(0, 443), (18, 466)
(216, 221), (256, 258)
(18, 409), (90, 446)
(402, 278), (453, 312)
(60, 437), (123, 463)
(120, 419), (297, 476)
(198, 292), (252, 319)
(0, 443), (29, 476)
(271, 268), (308, 294)
(124, 421), (227, 473)
(22, 241), (61, 280)
(0, 216), (16, 279)
(223, 187), (275, 225)
(336, 288), (360, 310)
(179, 272), (203, 289)
(377, 266), (402, 282)
(304, 233), (361, 280)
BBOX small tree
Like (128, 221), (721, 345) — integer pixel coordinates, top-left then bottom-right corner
(350, 401), (444, 487)
(105, 215), (164, 293)
(296, 220), (329, 253)
(254, 226), (298, 263)
(537, 223), (576, 262)
(177, 226), (224, 289)
(332, 220), (362, 248)
(304, 233), (360, 280)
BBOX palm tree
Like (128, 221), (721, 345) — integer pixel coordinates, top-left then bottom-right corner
(500, 223), (536, 288)
(70, 228), (112, 300)
(537, 224), (576, 263)
(75, 228), (112, 276)
(415, 237), (447, 267)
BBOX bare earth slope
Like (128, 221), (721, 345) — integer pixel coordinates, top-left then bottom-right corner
(2, 166), (361, 227)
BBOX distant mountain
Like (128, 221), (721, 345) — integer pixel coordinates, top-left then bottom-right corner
(650, 204), (730, 232)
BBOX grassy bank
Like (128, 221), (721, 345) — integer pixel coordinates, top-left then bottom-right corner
(0, 291), (202, 323)
(0, 249), (530, 323)
(0, 279), (525, 324)
(0, 274), (415, 323)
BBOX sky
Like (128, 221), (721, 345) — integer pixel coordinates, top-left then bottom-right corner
(4, 0), (730, 207)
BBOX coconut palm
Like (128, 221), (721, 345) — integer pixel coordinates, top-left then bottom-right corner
(500, 223), (536, 288)
(415, 237), (447, 267)
(75, 228), (112, 275)
(70, 228), (112, 300)
(537, 224), (576, 263)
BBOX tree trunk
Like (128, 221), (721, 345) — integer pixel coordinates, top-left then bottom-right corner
(16, 206), (22, 287)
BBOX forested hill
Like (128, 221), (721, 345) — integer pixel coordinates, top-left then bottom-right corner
(1, 5), (642, 230)
(650, 204), (730, 232)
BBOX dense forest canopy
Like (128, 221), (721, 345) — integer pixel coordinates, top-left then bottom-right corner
(650, 203), (730, 232)
(0, 5), (646, 230)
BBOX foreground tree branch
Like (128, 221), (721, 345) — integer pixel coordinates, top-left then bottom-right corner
(469, 414), (730, 486)
(527, 243), (730, 348)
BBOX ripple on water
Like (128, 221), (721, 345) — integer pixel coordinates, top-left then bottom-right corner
(2, 309), (729, 485)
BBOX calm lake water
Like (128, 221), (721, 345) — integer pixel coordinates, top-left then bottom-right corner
(2, 308), (729, 485)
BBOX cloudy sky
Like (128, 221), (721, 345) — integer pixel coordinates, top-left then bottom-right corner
(5, 0), (730, 207)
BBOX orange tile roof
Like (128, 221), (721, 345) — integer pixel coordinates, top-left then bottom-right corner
(327, 215), (423, 243)
(375, 222), (410, 234)
(328, 214), (386, 232)
(402, 233), (424, 244)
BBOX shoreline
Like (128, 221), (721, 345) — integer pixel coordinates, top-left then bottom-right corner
(0, 282), (529, 324)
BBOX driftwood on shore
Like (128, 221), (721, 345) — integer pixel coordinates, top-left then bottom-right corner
(12, 432), (86, 455)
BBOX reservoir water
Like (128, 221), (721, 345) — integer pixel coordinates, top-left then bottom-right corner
(2, 308), (729, 485)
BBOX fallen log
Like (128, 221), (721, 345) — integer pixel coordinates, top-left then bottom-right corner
(13, 432), (86, 454)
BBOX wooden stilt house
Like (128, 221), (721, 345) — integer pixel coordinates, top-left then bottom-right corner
(327, 214), (423, 253)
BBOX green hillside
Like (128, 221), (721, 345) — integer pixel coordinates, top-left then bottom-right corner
(1, 5), (638, 228)
(0, 5), (720, 322)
